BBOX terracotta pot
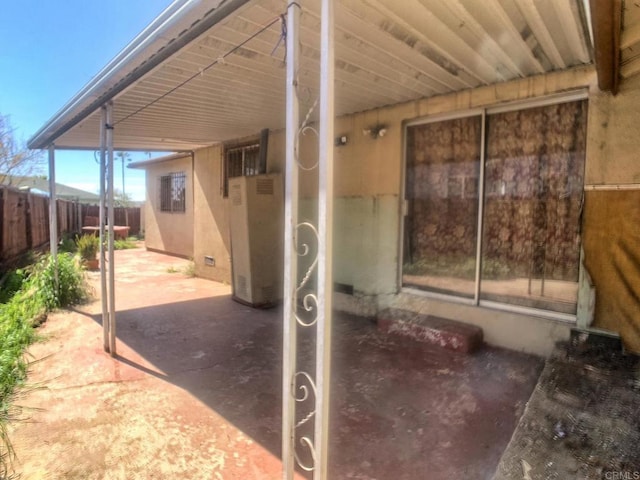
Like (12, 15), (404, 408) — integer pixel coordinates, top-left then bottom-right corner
(84, 258), (99, 270)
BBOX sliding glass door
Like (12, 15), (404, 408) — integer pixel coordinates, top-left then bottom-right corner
(404, 114), (481, 299)
(403, 98), (587, 316)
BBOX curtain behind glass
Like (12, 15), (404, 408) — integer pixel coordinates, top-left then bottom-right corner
(480, 100), (587, 313)
(404, 116), (481, 298)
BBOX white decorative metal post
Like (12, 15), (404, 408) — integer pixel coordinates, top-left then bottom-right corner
(97, 102), (117, 357)
(282, 0), (334, 479)
(99, 105), (109, 352)
(106, 101), (117, 356)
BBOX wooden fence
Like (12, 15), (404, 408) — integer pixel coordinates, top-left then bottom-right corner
(0, 186), (141, 264)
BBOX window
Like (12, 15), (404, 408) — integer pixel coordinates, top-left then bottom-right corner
(223, 143), (261, 197)
(404, 97), (588, 316)
(159, 172), (186, 213)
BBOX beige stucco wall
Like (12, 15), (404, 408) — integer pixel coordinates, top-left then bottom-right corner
(144, 155), (194, 258)
(267, 66), (597, 294)
(192, 145), (232, 283)
(187, 64), (640, 354)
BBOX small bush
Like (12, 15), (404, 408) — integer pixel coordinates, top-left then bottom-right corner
(58, 234), (77, 254)
(0, 252), (88, 476)
(114, 237), (137, 250)
(0, 270), (27, 305)
(76, 235), (99, 262)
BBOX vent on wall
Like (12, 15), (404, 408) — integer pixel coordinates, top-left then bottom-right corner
(256, 178), (274, 195)
(237, 275), (248, 297)
(231, 184), (243, 206)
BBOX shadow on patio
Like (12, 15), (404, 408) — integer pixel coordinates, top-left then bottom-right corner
(12, 248), (543, 480)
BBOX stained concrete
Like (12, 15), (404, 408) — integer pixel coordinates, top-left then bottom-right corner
(9, 247), (543, 479)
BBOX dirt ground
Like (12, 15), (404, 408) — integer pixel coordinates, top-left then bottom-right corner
(7, 246), (543, 479)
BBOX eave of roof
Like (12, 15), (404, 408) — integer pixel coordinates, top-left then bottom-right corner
(28, 0), (250, 150)
(29, 0), (595, 153)
(128, 152), (192, 169)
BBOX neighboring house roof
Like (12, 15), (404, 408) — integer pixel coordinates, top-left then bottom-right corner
(0, 175), (101, 204)
(128, 152), (192, 169)
(28, 0), (600, 153)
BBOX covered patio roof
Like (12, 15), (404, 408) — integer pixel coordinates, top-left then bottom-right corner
(28, 0), (594, 152)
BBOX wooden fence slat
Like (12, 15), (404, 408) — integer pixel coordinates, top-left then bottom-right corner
(0, 185), (141, 264)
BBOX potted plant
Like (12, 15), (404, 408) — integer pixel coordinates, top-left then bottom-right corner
(76, 234), (99, 270)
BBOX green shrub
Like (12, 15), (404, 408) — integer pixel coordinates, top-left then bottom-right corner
(58, 234), (77, 254)
(76, 234), (99, 262)
(0, 252), (88, 476)
(0, 270), (27, 305)
(114, 237), (137, 250)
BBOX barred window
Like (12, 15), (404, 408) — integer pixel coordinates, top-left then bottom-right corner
(160, 172), (186, 213)
(224, 143), (261, 197)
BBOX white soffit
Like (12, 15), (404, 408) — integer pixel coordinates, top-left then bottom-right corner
(45, 0), (592, 151)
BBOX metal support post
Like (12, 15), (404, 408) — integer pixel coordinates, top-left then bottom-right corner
(99, 106), (109, 353)
(106, 102), (117, 356)
(282, 1), (334, 478)
(315, 0), (335, 477)
(48, 144), (58, 288)
(282, 2), (300, 478)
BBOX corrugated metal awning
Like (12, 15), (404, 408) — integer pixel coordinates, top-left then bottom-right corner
(29, 0), (592, 152)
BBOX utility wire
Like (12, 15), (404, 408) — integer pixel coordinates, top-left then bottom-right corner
(114, 15), (284, 126)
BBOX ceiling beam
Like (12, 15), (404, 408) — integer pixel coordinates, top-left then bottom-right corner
(590, 0), (622, 94)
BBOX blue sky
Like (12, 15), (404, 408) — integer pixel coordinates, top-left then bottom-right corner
(0, 0), (174, 201)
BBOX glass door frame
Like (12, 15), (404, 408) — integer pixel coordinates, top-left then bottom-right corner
(399, 89), (589, 323)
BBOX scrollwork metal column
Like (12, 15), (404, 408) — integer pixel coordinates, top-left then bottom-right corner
(282, 1), (335, 479)
(282, 0), (301, 478)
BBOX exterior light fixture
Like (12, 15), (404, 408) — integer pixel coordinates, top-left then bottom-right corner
(363, 124), (388, 139)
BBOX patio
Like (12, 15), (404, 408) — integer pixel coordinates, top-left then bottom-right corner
(9, 246), (543, 479)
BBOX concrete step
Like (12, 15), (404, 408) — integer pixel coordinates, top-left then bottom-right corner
(377, 308), (483, 354)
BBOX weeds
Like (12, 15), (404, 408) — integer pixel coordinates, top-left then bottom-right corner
(0, 252), (88, 477)
(58, 234), (77, 254)
(183, 261), (196, 278)
(0, 271), (27, 305)
(114, 237), (138, 250)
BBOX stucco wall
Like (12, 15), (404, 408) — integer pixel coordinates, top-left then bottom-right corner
(144, 155), (194, 258)
(187, 64), (640, 353)
(192, 145), (232, 283)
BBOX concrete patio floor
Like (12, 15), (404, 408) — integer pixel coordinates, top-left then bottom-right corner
(9, 247), (543, 479)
